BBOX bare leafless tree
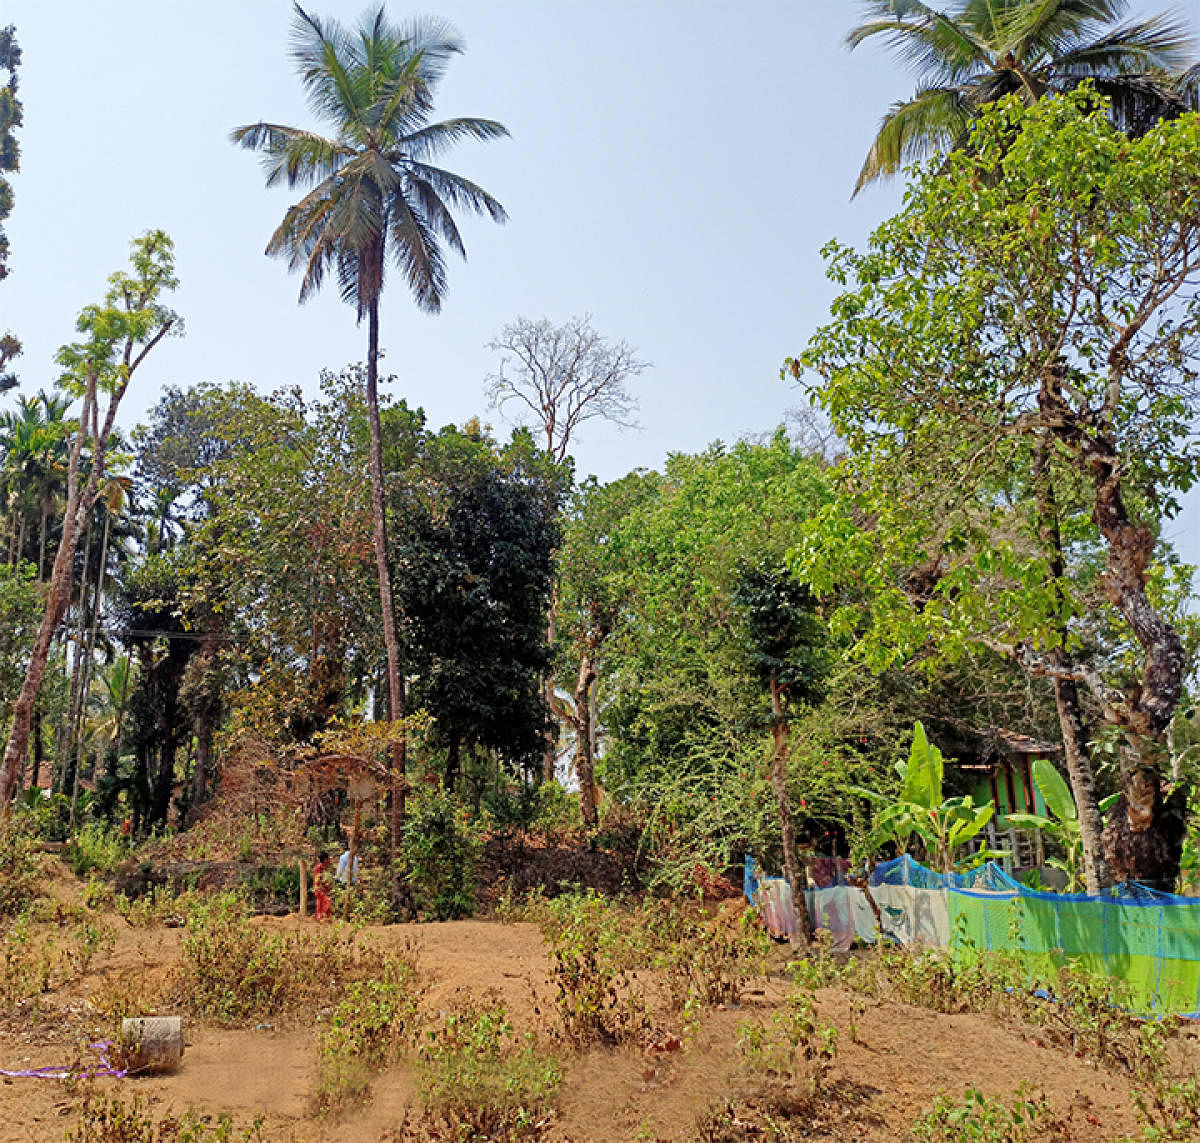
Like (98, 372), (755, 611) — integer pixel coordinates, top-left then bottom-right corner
(486, 314), (648, 784)
(485, 315), (648, 463)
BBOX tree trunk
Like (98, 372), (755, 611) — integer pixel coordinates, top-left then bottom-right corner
(769, 676), (811, 944)
(444, 736), (460, 793)
(28, 707), (43, 794)
(1085, 433), (1187, 886)
(0, 377), (100, 812)
(56, 512), (95, 792)
(1052, 671), (1112, 893)
(363, 298), (407, 880)
(1031, 440), (1112, 893)
(573, 652), (598, 830)
(542, 591), (559, 783)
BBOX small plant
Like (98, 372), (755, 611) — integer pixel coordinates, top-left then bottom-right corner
(0, 907), (36, 1004)
(545, 901), (649, 1046)
(417, 994), (561, 1141)
(66, 1092), (266, 1142)
(175, 892), (289, 1024)
(658, 905), (770, 1014)
(312, 958), (422, 1114)
(911, 1086), (1053, 1143)
(787, 928), (842, 990)
(1133, 1073), (1200, 1142)
(736, 986), (838, 1095)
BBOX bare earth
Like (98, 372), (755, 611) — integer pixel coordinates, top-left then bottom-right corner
(0, 905), (1176, 1142)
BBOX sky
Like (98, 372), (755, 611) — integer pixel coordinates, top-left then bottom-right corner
(1, 0), (1197, 567)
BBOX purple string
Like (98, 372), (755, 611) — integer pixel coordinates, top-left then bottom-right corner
(0, 1039), (128, 1080)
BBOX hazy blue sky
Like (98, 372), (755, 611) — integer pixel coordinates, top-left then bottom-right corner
(2, 0), (1197, 565)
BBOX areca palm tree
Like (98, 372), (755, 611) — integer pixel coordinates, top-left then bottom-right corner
(850, 0), (1198, 193)
(233, 4), (508, 847)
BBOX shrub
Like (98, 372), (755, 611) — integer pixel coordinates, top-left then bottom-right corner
(0, 816), (42, 916)
(64, 821), (129, 877)
(737, 987), (838, 1095)
(312, 955), (423, 1114)
(402, 788), (482, 920)
(417, 994), (561, 1141)
(175, 893), (290, 1024)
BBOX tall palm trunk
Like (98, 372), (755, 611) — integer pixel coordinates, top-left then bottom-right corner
(364, 296), (407, 869)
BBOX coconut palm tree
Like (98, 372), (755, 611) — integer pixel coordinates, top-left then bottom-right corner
(232, 4), (508, 848)
(850, 0), (1198, 193)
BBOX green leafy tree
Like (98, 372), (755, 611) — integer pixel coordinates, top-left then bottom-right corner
(396, 422), (565, 793)
(0, 232), (180, 812)
(849, 0), (1198, 193)
(791, 91), (1200, 890)
(233, 4), (508, 850)
(733, 563), (828, 937)
(554, 472), (660, 828)
(599, 434), (846, 888)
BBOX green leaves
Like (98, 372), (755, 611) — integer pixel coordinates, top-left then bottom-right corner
(901, 721), (943, 810)
(859, 721), (994, 871)
(55, 231), (180, 398)
(234, 6), (507, 316)
(1032, 757), (1076, 824)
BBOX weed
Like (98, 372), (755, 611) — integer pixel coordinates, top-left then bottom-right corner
(312, 955), (423, 1114)
(417, 993), (561, 1141)
(89, 966), (164, 1028)
(0, 816), (42, 916)
(736, 987), (837, 1096)
(911, 1086), (1055, 1143)
(175, 893), (290, 1024)
(64, 822), (130, 878)
(66, 1092), (266, 1142)
(82, 878), (116, 912)
(658, 905), (770, 1013)
(787, 929), (841, 990)
(0, 908), (35, 1004)
(546, 906), (649, 1045)
(1132, 1073), (1200, 1142)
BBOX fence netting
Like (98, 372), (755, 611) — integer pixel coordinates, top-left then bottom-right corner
(752, 854), (1200, 1016)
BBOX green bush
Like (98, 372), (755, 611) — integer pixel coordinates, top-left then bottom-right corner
(0, 816), (41, 916)
(176, 892), (290, 1024)
(64, 821), (129, 877)
(418, 996), (561, 1140)
(911, 1086), (1052, 1143)
(313, 958), (422, 1113)
(402, 788), (482, 920)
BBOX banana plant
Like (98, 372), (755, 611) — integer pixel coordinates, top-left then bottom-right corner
(1000, 758), (1118, 892)
(854, 721), (997, 872)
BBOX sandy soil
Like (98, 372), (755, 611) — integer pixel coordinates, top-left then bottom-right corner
(0, 899), (1169, 1142)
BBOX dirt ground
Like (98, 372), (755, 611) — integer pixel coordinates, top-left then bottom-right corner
(0, 892), (1176, 1142)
